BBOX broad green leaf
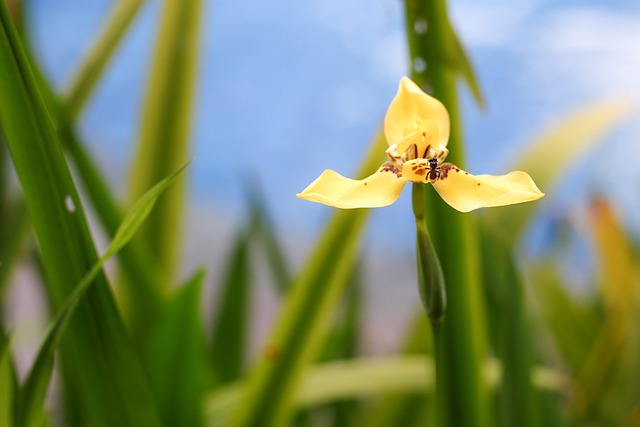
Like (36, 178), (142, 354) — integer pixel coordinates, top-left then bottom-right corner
(204, 357), (567, 427)
(0, 3), (161, 426)
(211, 231), (251, 383)
(129, 0), (201, 284)
(0, 336), (16, 427)
(64, 0), (145, 120)
(146, 269), (211, 427)
(228, 132), (386, 427)
(17, 160), (189, 427)
(486, 99), (634, 244)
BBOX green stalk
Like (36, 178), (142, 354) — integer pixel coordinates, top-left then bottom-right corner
(412, 184), (446, 426)
(404, 1), (491, 426)
(129, 0), (201, 284)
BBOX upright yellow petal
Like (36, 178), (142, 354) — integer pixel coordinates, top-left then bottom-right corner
(384, 77), (450, 150)
(431, 165), (544, 212)
(297, 166), (407, 209)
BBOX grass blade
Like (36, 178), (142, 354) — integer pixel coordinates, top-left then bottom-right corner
(486, 99), (634, 243)
(211, 230), (251, 383)
(247, 186), (292, 293)
(205, 356), (567, 426)
(146, 269), (211, 427)
(17, 160), (189, 426)
(479, 227), (541, 427)
(129, 0), (202, 283)
(24, 38), (166, 340)
(0, 198), (28, 294)
(229, 132), (387, 427)
(0, 2), (162, 425)
(63, 0), (145, 120)
(0, 335), (16, 427)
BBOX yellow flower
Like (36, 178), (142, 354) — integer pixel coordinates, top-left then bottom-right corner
(297, 77), (544, 212)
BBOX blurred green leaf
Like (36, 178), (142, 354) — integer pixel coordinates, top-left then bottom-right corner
(64, 0), (145, 120)
(17, 160), (189, 427)
(0, 198), (28, 294)
(486, 99), (634, 244)
(529, 261), (601, 372)
(205, 356), (567, 426)
(247, 186), (292, 293)
(355, 313), (431, 427)
(317, 262), (363, 427)
(479, 226), (541, 427)
(146, 269), (211, 427)
(0, 3), (161, 425)
(0, 336), (16, 427)
(23, 31), (165, 342)
(211, 231), (251, 384)
(129, 0), (201, 283)
(569, 198), (640, 424)
(444, 22), (484, 108)
(228, 132), (387, 427)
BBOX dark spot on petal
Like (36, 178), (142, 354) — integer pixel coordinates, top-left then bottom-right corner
(381, 162), (403, 178)
(477, 183), (481, 186)
(364, 182), (367, 186)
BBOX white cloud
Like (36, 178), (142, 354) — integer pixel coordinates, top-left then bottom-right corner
(526, 7), (640, 98)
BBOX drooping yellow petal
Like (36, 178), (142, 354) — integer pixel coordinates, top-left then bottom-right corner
(430, 164), (544, 212)
(296, 166), (407, 209)
(384, 77), (450, 151)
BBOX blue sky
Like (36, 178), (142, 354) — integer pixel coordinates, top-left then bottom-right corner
(27, 0), (640, 250)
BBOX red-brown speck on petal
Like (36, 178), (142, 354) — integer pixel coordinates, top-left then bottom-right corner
(477, 183), (481, 186)
(364, 182), (367, 186)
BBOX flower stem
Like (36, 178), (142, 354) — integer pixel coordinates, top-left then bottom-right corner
(412, 184), (446, 427)
(412, 184), (446, 322)
(404, 0), (491, 426)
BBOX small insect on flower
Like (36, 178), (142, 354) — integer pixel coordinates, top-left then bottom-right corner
(297, 77), (544, 212)
(426, 158), (440, 182)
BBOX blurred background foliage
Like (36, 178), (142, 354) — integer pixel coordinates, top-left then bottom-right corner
(1, 0), (639, 426)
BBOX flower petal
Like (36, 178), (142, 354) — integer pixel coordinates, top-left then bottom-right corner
(296, 166), (407, 209)
(431, 165), (544, 212)
(384, 77), (450, 149)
